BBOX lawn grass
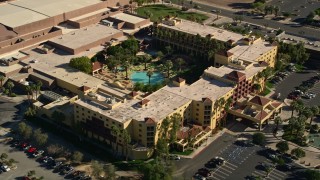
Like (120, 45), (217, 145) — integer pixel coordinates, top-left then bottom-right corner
(261, 88), (271, 96)
(136, 5), (208, 22)
(266, 81), (274, 89)
(170, 149), (193, 155)
(294, 64), (304, 72)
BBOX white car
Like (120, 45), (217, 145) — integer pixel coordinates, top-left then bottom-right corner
(1, 165), (11, 172)
(211, 9), (217, 13)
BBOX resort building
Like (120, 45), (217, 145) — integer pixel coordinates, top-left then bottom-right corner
(214, 37), (278, 68)
(72, 58), (271, 159)
(154, 18), (277, 68)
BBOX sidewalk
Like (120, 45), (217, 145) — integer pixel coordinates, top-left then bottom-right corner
(179, 128), (226, 159)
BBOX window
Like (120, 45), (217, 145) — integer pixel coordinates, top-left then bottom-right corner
(196, 113), (199, 116)
(139, 124), (142, 127)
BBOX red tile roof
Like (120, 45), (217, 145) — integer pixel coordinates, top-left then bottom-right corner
(271, 101), (282, 108)
(79, 85), (91, 92)
(130, 91), (138, 97)
(175, 77), (186, 83)
(139, 99), (150, 105)
(92, 61), (104, 71)
(202, 97), (212, 103)
(258, 61), (269, 67)
(255, 110), (269, 120)
(144, 117), (156, 124)
(249, 96), (271, 106)
(227, 71), (246, 81)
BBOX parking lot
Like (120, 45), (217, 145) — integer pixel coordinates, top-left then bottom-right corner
(174, 130), (306, 180)
(0, 142), (63, 180)
(273, 68), (320, 106)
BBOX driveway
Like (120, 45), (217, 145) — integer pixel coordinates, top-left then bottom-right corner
(0, 142), (63, 180)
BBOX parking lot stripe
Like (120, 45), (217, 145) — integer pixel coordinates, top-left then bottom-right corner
(212, 173), (226, 179)
(215, 169), (230, 176)
(210, 176), (221, 180)
(225, 162), (237, 168)
(218, 167), (232, 174)
(272, 170), (287, 176)
(269, 173), (283, 179)
(223, 165), (236, 171)
(252, 170), (266, 177)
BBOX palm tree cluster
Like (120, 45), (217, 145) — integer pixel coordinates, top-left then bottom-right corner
(264, 5), (280, 16)
(283, 100), (320, 145)
(25, 80), (43, 103)
(110, 125), (131, 161)
(153, 27), (225, 59)
(157, 113), (182, 156)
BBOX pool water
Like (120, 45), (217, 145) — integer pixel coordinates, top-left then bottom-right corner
(308, 134), (320, 148)
(130, 71), (163, 84)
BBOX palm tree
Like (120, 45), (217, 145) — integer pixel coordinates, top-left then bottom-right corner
(6, 81), (14, 96)
(146, 70), (153, 85)
(0, 75), (5, 88)
(274, 116), (282, 129)
(142, 55), (151, 70)
(253, 83), (262, 93)
(309, 106), (319, 126)
(216, 10), (221, 19)
(25, 86), (32, 104)
(290, 100), (299, 117)
(223, 98), (233, 126)
(35, 80), (42, 99)
(274, 6), (280, 16)
(111, 125), (120, 154)
(164, 60), (173, 78)
(122, 129), (131, 161)
(122, 60), (130, 80)
(176, 58), (184, 72)
(30, 84), (36, 100)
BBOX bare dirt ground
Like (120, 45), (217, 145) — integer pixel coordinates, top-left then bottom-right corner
(193, 0), (255, 11)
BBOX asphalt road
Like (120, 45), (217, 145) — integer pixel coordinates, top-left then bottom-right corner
(171, 0), (320, 41)
(0, 97), (21, 125)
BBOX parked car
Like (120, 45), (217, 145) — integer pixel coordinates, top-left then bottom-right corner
(43, 157), (54, 164)
(32, 150), (44, 157)
(51, 161), (63, 169)
(193, 174), (206, 180)
(27, 147), (37, 153)
(197, 168), (211, 177)
(169, 154), (180, 160)
(0, 165), (11, 172)
(23, 145), (32, 151)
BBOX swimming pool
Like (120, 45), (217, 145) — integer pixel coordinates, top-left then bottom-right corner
(130, 71), (163, 84)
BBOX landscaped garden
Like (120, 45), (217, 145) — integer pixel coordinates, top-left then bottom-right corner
(136, 4), (208, 22)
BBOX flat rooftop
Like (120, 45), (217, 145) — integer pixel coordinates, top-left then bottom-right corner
(76, 75), (235, 123)
(0, 0), (101, 28)
(160, 20), (243, 42)
(110, 12), (146, 24)
(205, 63), (266, 80)
(163, 77), (235, 102)
(76, 88), (191, 123)
(48, 24), (122, 50)
(228, 40), (275, 62)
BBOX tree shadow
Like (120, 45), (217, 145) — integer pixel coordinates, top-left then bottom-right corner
(228, 3), (253, 10)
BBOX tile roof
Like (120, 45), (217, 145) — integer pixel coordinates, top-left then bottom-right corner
(144, 117), (156, 124)
(227, 70), (246, 81)
(92, 61), (104, 71)
(79, 85), (91, 92)
(249, 96), (271, 106)
(139, 99), (150, 105)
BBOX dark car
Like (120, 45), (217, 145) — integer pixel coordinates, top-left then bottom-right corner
(197, 168), (210, 177)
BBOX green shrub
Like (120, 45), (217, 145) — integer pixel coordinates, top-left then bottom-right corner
(10, 93), (17, 97)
